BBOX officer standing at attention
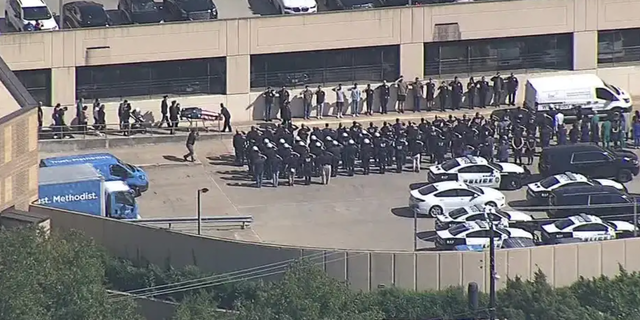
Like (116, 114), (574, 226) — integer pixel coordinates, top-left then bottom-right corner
(467, 77), (476, 110)
(449, 76), (464, 111)
(159, 95), (170, 127)
(512, 134), (524, 165)
(425, 78), (436, 111)
(300, 85), (314, 120)
(394, 138), (407, 173)
(438, 81), (449, 112)
(378, 80), (391, 115)
(319, 151), (333, 185)
(302, 154), (313, 185)
(253, 154), (267, 188)
(233, 130), (246, 165)
(525, 134), (536, 165)
(557, 123), (567, 145)
(569, 123), (580, 144)
(344, 140), (357, 176)
(476, 76), (490, 108)
(497, 139), (509, 162)
(491, 72), (504, 107)
(183, 128), (199, 162)
(377, 138), (388, 174)
(328, 140), (342, 178)
(411, 77), (423, 112)
(276, 86), (290, 119)
(363, 84), (375, 116)
(434, 133), (446, 164)
(361, 138), (373, 175)
(315, 85), (326, 119)
(506, 73), (519, 106)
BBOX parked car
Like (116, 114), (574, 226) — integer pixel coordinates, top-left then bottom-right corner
(163, 0), (217, 21)
(547, 185), (639, 219)
(118, 0), (163, 24)
(62, 1), (110, 28)
(540, 213), (635, 244)
(326, 0), (379, 10)
(435, 220), (533, 250)
(538, 144), (639, 182)
(426, 155), (529, 190)
(526, 172), (625, 205)
(270, 0), (317, 14)
(408, 181), (506, 217)
(5, 0), (58, 31)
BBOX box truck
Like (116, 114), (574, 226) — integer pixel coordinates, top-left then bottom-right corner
(40, 153), (149, 196)
(524, 74), (632, 118)
(38, 164), (140, 219)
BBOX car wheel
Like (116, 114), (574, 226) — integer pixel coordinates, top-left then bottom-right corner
(485, 201), (497, 208)
(429, 205), (443, 217)
(617, 169), (633, 183)
(507, 177), (522, 190)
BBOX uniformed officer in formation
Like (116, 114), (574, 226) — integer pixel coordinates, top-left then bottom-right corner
(229, 106), (630, 188)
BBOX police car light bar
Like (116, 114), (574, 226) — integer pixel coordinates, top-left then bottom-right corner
(465, 155), (478, 164)
(565, 172), (578, 181)
(578, 213), (592, 222)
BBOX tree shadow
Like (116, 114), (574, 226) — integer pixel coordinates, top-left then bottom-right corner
(391, 207), (430, 219)
(162, 155), (186, 162)
(416, 230), (438, 243)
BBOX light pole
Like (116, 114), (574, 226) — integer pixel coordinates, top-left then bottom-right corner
(483, 205), (497, 320)
(197, 188), (209, 235)
(413, 207), (418, 251)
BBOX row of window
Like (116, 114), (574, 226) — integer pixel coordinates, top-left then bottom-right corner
(12, 27), (640, 102)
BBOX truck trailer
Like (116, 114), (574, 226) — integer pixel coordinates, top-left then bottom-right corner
(38, 164), (139, 219)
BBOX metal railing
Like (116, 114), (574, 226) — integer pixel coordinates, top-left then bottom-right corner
(126, 216), (254, 230)
(38, 119), (222, 141)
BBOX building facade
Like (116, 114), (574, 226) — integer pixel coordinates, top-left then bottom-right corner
(1, 0), (640, 123)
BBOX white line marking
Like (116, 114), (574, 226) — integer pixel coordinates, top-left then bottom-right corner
(235, 195), (408, 209)
(199, 161), (241, 215)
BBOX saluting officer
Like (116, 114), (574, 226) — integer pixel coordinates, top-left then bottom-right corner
(438, 81), (448, 112)
(467, 77), (476, 110)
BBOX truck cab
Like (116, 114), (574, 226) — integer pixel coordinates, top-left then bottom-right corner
(104, 181), (140, 219)
(40, 153), (149, 196)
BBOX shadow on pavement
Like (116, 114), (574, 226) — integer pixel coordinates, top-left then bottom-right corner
(508, 199), (538, 210)
(416, 230), (438, 242)
(163, 155), (187, 162)
(207, 154), (237, 166)
(391, 207), (430, 219)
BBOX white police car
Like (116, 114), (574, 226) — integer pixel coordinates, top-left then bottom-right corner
(435, 220), (534, 250)
(435, 204), (533, 230)
(526, 172), (626, 205)
(539, 213), (635, 244)
(427, 155), (529, 190)
(408, 181), (506, 217)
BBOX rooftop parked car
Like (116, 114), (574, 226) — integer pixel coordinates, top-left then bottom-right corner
(118, 0), (163, 24)
(62, 1), (110, 28)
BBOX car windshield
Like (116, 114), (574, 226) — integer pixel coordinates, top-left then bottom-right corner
(117, 159), (136, 172)
(448, 224), (470, 236)
(441, 159), (460, 171)
(539, 176), (560, 189)
(448, 208), (469, 220)
(418, 185), (437, 196)
(23, 6), (52, 20)
(603, 81), (620, 95)
(176, 0), (212, 11)
(79, 6), (107, 24)
(132, 1), (156, 12)
(467, 185), (484, 195)
(115, 191), (136, 206)
(553, 219), (574, 230)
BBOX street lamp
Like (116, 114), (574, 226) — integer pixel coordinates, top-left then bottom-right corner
(483, 205), (497, 320)
(197, 188), (209, 235)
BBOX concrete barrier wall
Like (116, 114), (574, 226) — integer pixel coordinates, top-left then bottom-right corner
(32, 205), (640, 292)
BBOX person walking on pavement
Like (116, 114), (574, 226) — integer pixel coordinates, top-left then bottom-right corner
(159, 96), (170, 127)
(220, 103), (232, 132)
(506, 73), (518, 106)
(169, 100), (180, 134)
(183, 128), (199, 162)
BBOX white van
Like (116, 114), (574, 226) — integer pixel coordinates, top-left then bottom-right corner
(5, 0), (58, 31)
(524, 74), (632, 117)
(271, 0), (317, 14)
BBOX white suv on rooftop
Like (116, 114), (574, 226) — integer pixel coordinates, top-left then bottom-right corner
(5, 0), (58, 31)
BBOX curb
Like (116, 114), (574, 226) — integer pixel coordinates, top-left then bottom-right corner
(135, 162), (203, 169)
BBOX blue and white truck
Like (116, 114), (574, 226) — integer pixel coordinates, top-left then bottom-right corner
(39, 153), (149, 196)
(38, 164), (140, 219)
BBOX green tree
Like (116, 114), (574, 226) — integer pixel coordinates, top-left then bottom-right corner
(372, 286), (473, 319)
(0, 227), (142, 320)
(569, 267), (640, 319)
(173, 292), (237, 320)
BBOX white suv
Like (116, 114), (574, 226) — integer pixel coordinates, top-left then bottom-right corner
(5, 0), (58, 31)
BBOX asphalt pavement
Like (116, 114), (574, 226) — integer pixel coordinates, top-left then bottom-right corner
(40, 139), (640, 251)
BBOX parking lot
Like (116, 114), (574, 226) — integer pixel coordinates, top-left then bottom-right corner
(42, 139), (640, 251)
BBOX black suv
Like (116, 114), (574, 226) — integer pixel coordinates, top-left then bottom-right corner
(163, 0), (217, 21)
(548, 185), (638, 219)
(118, 0), (163, 24)
(62, 1), (110, 28)
(539, 144), (639, 182)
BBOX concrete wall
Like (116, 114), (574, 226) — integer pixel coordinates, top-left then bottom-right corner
(32, 205), (640, 292)
(0, 109), (40, 212)
(2, 0), (640, 123)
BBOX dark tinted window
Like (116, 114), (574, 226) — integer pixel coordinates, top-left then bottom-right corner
(176, 0), (213, 11)
(456, 189), (476, 197)
(476, 165), (494, 174)
(574, 224), (608, 232)
(13, 69), (52, 105)
(571, 152), (608, 163)
(417, 185), (437, 196)
(553, 219), (574, 230)
(539, 176), (560, 188)
(441, 159), (461, 171)
(436, 190), (458, 197)
(448, 207), (469, 219)
(555, 194), (587, 206)
(595, 88), (618, 101)
(466, 230), (489, 238)
(598, 28), (640, 66)
(448, 224), (470, 236)
(458, 166), (477, 173)
(76, 58), (226, 100)
(591, 194), (629, 205)
(250, 46), (400, 89)
(425, 33), (573, 76)
(79, 5), (107, 24)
